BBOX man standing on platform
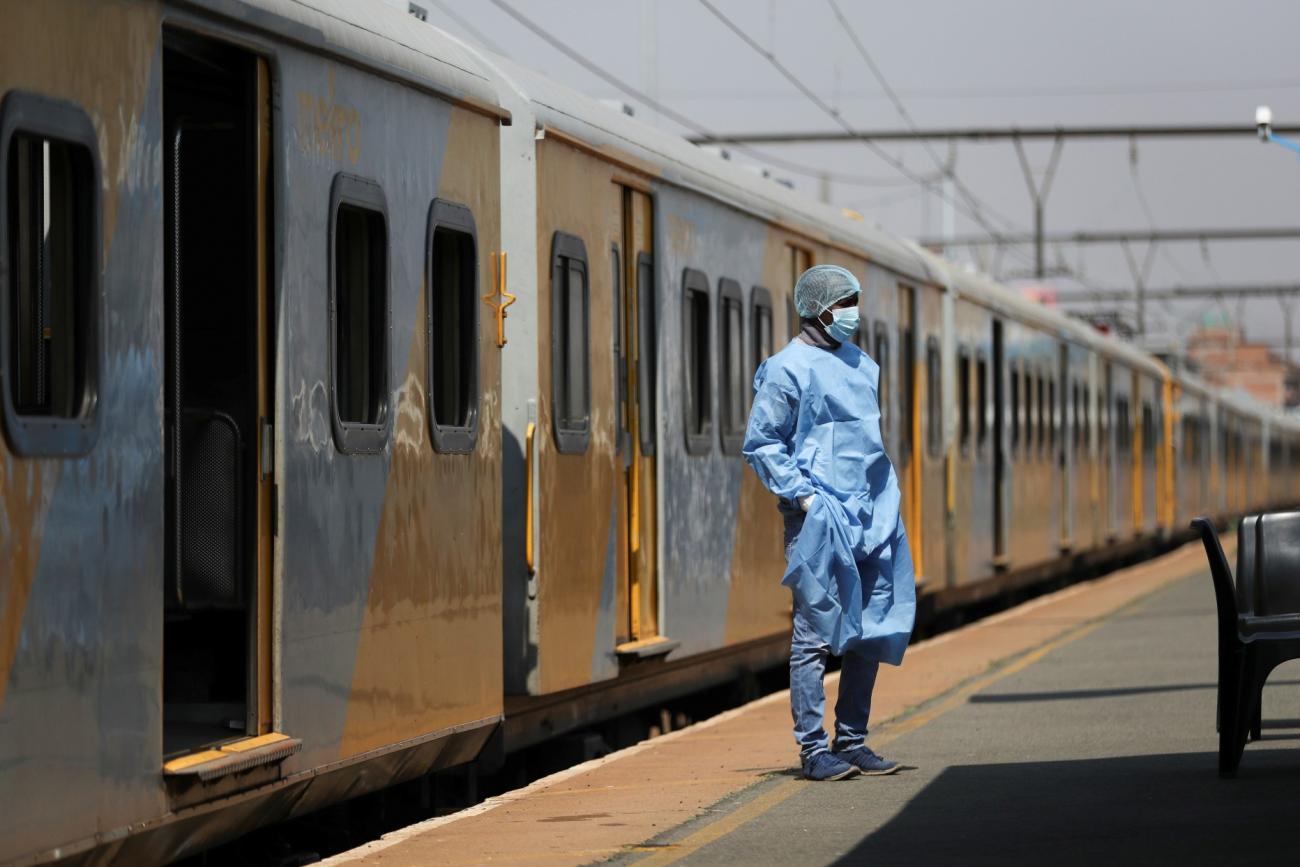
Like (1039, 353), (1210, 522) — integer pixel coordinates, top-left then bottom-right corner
(743, 264), (916, 782)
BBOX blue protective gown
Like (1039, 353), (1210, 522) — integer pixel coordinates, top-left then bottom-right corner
(743, 337), (916, 663)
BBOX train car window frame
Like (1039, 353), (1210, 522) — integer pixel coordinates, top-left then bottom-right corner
(718, 277), (746, 455)
(0, 91), (102, 458)
(1116, 396), (1130, 454)
(329, 173), (391, 455)
(1010, 359), (1020, 456)
(1071, 382), (1081, 453)
(550, 231), (591, 455)
(926, 335), (942, 458)
(683, 267), (713, 455)
(957, 345), (971, 456)
(425, 198), (479, 454)
(1048, 376), (1057, 451)
(1036, 371), (1046, 458)
(751, 285), (774, 378)
(1023, 366), (1036, 454)
(875, 321), (891, 433)
(976, 350), (989, 456)
(855, 314), (872, 353)
(1083, 385), (1092, 452)
(1142, 400), (1155, 458)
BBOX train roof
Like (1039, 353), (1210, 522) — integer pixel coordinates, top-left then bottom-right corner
(476, 52), (943, 283)
(207, 0), (508, 120)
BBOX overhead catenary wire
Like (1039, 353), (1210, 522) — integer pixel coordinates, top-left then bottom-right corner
(825, 0), (1021, 236)
(695, 0), (1028, 255)
(483, 0), (919, 188)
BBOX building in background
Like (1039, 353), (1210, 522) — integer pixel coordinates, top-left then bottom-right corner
(1186, 325), (1300, 410)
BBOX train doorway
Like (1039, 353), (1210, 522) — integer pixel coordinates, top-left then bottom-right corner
(162, 32), (274, 757)
(992, 320), (1007, 564)
(620, 187), (658, 643)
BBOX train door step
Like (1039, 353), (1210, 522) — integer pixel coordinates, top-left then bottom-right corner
(615, 636), (680, 660)
(163, 732), (301, 782)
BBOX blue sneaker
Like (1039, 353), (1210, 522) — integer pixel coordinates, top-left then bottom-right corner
(834, 745), (900, 776)
(801, 751), (860, 781)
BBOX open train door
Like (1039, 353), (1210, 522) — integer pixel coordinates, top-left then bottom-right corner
(161, 31), (289, 783)
(617, 186), (662, 652)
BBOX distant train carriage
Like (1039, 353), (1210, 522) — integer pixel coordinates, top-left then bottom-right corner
(3, 1), (1300, 863)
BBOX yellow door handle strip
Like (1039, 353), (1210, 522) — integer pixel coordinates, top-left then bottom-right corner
(484, 251), (516, 348)
(525, 421), (536, 573)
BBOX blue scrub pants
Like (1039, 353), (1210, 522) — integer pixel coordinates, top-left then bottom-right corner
(784, 511), (880, 759)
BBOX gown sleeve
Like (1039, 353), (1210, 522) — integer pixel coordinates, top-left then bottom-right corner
(743, 362), (816, 503)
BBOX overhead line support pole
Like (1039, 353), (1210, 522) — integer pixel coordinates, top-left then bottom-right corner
(1012, 133), (1064, 279)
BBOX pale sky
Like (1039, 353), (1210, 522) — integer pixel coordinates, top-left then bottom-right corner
(393, 0), (1300, 355)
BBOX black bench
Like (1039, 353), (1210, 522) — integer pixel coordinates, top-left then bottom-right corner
(1192, 513), (1300, 777)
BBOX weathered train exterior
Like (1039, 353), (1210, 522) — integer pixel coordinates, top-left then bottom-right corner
(3, 1), (1299, 863)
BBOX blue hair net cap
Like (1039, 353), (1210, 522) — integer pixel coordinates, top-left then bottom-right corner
(794, 265), (860, 317)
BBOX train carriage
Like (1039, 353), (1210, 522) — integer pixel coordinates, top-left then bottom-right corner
(5, 2), (1300, 863)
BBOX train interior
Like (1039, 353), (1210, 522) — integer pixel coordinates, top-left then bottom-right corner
(161, 31), (265, 757)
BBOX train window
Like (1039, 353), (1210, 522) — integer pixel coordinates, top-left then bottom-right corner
(718, 278), (745, 454)
(1142, 401), (1155, 458)
(855, 316), (871, 353)
(550, 231), (590, 454)
(1036, 373), (1046, 455)
(426, 199), (478, 454)
(875, 322), (890, 430)
(1082, 385), (1091, 451)
(1048, 378), (1057, 451)
(1083, 386), (1092, 452)
(1115, 397), (1130, 453)
(1, 94), (102, 457)
(683, 268), (713, 454)
(1024, 367), (1036, 453)
(1184, 416), (1198, 462)
(976, 351), (989, 454)
(1010, 361), (1020, 455)
(926, 336), (942, 458)
(330, 174), (390, 454)
(1071, 383), (1081, 452)
(751, 286), (774, 373)
(958, 347), (971, 455)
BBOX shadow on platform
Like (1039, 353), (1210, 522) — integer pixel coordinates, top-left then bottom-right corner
(971, 678), (1300, 705)
(833, 748), (1300, 865)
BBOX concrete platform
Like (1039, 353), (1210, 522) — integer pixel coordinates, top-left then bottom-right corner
(324, 540), (1300, 866)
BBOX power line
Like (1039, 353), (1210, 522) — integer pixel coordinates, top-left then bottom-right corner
(1055, 283), (1300, 302)
(917, 226), (1300, 247)
(695, 0), (1022, 247)
(687, 123), (1300, 145)
(826, 0), (1015, 236)
(426, 0), (505, 54)
(656, 77), (1300, 102)
(483, 0), (918, 188)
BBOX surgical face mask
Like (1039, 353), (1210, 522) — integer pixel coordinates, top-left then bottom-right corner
(827, 306), (860, 343)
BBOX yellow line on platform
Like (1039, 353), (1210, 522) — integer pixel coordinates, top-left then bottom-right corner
(635, 615), (1114, 866)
